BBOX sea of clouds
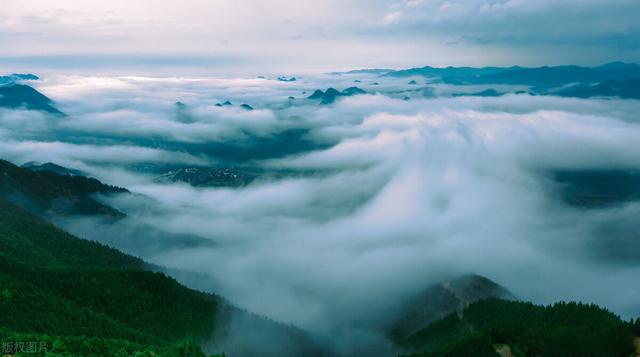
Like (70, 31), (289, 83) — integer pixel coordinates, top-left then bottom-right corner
(2, 73), (640, 350)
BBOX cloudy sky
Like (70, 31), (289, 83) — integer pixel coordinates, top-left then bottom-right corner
(1, 0), (639, 74)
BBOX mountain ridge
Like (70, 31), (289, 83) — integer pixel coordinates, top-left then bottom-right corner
(0, 83), (63, 114)
(385, 62), (640, 87)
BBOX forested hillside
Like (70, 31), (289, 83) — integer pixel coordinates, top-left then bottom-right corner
(0, 198), (321, 356)
(401, 298), (640, 356)
(0, 198), (222, 355)
(0, 159), (126, 219)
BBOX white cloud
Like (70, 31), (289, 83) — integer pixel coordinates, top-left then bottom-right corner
(3, 72), (640, 352)
(0, 140), (208, 166)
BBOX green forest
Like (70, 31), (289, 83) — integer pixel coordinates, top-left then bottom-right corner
(0, 199), (223, 356)
(402, 298), (640, 356)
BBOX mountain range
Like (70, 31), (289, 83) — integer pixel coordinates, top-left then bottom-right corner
(1, 158), (638, 355)
(2, 62), (640, 354)
(385, 62), (640, 86)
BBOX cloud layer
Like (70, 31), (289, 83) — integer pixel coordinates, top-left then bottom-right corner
(2, 73), (640, 352)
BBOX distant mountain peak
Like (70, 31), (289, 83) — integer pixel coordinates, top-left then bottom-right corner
(341, 86), (366, 95)
(0, 83), (63, 114)
(277, 76), (297, 82)
(12, 73), (39, 80)
(307, 87), (367, 104)
(0, 73), (39, 87)
(307, 89), (325, 99)
(215, 100), (234, 107)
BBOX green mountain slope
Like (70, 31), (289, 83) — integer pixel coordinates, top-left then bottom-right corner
(0, 197), (322, 356)
(0, 159), (125, 219)
(0, 199), (219, 355)
(401, 298), (640, 357)
(387, 275), (515, 343)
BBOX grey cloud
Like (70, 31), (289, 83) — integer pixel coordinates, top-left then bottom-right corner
(380, 0), (640, 48)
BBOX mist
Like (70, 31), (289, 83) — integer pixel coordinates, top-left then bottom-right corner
(2, 73), (640, 352)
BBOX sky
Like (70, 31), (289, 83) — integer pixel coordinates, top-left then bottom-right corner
(1, 0), (640, 74)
